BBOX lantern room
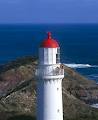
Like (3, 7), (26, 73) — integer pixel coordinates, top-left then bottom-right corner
(39, 32), (60, 65)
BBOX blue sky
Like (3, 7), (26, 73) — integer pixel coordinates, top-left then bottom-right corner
(0, 0), (98, 23)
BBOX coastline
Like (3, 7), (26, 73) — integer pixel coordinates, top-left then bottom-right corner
(0, 56), (98, 120)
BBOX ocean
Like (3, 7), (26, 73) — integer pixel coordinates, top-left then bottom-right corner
(0, 24), (98, 83)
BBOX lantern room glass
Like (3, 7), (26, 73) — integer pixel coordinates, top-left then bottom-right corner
(56, 48), (60, 63)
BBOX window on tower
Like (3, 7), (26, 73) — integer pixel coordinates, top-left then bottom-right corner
(56, 48), (60, 63)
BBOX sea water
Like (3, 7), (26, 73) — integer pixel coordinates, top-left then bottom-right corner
(0, 24), (98, 83)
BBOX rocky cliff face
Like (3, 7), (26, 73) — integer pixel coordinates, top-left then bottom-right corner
(0, 56), (98, 120)
(63, 65), (98, 104)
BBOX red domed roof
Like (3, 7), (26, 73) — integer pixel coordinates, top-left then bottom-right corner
(40, 32), (59, 48)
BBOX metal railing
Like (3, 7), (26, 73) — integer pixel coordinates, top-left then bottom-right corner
(37, 67), (64, 76)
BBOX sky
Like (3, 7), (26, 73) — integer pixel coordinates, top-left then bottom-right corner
(0, 0), (98, 24)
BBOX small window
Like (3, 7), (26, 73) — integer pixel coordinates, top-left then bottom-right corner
(57, 88), (59, 90)
(57, 109), (60, 113)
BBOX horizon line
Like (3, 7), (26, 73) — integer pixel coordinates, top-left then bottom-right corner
(0, 23), (98, 25)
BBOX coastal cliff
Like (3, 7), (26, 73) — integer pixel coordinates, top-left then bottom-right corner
(0, 56), (98, 120)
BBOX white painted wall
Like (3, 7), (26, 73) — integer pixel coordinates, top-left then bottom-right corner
(37, 47), (64, 120)
(37, 79), (63, 120)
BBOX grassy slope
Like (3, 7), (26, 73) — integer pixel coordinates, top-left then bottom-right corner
(0, 56), (98, 120)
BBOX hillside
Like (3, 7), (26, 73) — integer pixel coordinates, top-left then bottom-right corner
(0, 56), (98, 120)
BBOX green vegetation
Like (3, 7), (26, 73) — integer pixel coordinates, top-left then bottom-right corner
(0, 56), (98, 120)
(7, 115), (36, 120)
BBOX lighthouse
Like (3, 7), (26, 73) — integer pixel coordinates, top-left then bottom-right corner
(37, 32), (64, 120)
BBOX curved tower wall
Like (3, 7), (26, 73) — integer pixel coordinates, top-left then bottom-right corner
(37, 33), (64, 120)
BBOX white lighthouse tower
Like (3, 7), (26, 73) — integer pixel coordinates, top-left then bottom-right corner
(37, 32), (64, 120)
